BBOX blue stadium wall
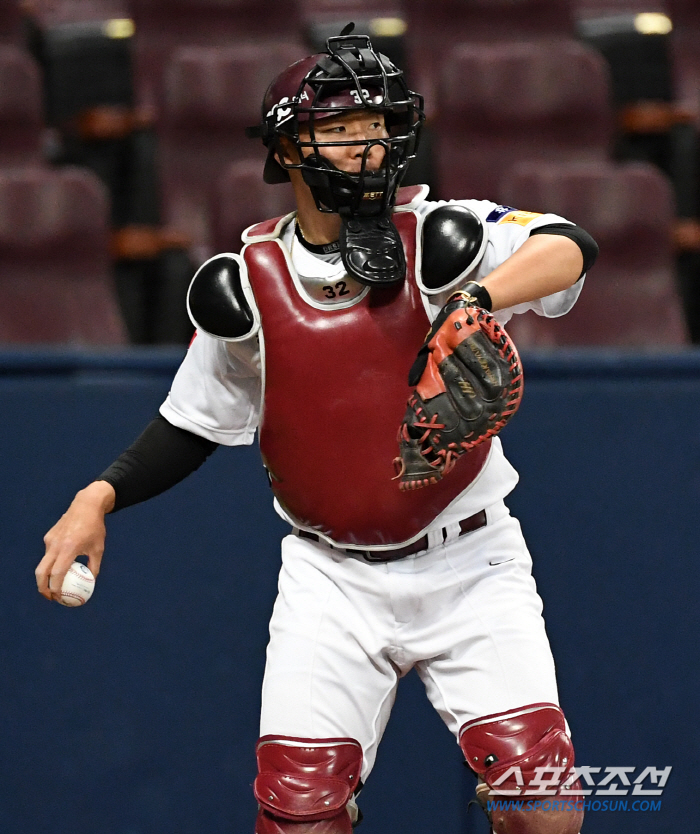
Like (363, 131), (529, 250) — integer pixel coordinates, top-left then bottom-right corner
(0, 348), (697, 834)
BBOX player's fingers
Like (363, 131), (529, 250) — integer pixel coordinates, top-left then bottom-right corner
(47, 541), (96, 602)
(35, 551), (55, 600)
(37, 527), (65, 599)
(47, 552), (74, 603)
(39, 540), (81, 602)
(86, 551), (103, 579)
(37, 522), (66, 599)
(50, 542), (104, 601)
(39, 499), (107, 601)
(47, 571), (62, 602)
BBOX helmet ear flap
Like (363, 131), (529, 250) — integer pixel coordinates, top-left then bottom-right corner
(262, 141), (292, 184)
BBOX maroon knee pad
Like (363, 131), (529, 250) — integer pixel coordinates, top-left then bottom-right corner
(460, 703), (584, 834)
(254, 736), (363, 834)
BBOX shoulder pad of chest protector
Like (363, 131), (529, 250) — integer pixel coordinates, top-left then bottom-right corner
(419, 205), (488, 295)
(187, 254), (258, 341)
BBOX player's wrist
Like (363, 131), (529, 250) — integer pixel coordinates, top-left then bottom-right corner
(461, 281), (493, 312)
(74, 481), (116, 514)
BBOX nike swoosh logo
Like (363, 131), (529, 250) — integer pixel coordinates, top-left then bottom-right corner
(489, 558), (515, 566)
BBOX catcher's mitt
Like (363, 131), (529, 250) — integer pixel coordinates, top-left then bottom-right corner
(394, 292), (523, 491)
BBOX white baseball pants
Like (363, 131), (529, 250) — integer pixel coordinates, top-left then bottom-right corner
(259, 500), (560, 781)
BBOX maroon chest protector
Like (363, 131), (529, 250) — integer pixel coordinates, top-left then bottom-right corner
(243, 206), (490, 547)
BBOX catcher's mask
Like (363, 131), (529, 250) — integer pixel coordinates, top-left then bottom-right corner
(246, 25), (425, 286)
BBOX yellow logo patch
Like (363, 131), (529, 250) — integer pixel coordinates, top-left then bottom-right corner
(498, 210), (543, 226)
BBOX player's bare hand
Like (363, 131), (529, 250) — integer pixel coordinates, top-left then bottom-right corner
(36, 481), (115, 602)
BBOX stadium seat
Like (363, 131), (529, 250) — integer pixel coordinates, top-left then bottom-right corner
(406, 0), (575, 113)
(572, 1), (700, 236)
(499, 160), (688, 346)
(299, 0), (400, 12)
(570, 0), (668, 17)
(20, 0), (129, 26)
(0, 1), (20, 42)
(667, 0), (700, 119)
(159, 42), (307, 258)
(5, 6), (137, 345)
(213, 159), (296, 254)
(0, 166), (127, 344)
(0, 46), (43, 166)
(433, 39), (614, 201)
(130, 0), (301, 114)
(406, 0), (573, 43)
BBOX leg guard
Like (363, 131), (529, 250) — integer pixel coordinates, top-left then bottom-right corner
(460, 703), (584, 834)
(254, 736), (363, 834)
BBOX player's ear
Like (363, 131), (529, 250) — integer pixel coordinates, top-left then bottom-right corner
(275, 136), (300, 167)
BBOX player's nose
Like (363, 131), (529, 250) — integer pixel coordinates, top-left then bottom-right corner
(350, 139), (386, 166)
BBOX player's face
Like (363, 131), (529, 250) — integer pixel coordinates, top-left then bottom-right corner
(298, 110), (389, 173)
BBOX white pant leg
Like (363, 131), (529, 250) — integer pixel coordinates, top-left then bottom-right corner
(409, 502), (560, 737)
(259, 534), (404, 780)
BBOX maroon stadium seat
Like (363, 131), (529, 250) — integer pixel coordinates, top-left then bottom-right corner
(299, 0), (400, 12)
(406, 0), (573, 43)
(433, 39), (614, 200)
(406, 0), (573, 46)
(0, 1), (20, 42)
(0, 46), (43, 166)
(130, 0), (301, 114)
(20, 0), (129, 26)
(571, 0), (669, 17)
(159, 41), (307, 257)
(0, 166), (126, 344)
(299, 0), (406, 33)
(667, 0), (700, 120)
(499, 160), (688, 346)
(406, 0), (575, 113)
(213, 159), (296, 254)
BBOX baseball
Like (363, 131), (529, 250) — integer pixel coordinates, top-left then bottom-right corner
(59, 562), (95, 607)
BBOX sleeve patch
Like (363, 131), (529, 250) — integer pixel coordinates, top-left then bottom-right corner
(486, 205), (517, 223)
(497, 210), (543, 226)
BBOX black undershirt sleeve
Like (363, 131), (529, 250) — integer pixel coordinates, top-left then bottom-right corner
(529, 223), (599, 278)
(98, 416), (219, 512)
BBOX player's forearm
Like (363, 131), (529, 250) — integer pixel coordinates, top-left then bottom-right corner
(480, 234), (584, 312)
(98, 416), (219, 512)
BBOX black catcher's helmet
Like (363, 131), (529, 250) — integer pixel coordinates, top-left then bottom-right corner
(247, 27), (425, 220)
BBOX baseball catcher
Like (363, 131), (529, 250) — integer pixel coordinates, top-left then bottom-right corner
(38, 23), (598, 834)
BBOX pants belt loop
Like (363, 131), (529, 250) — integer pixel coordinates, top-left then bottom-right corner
(426, 528), (444, 552)
(442, 521), (462, 546)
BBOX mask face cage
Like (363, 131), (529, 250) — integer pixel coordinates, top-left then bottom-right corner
(269, 34), (425, 217)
